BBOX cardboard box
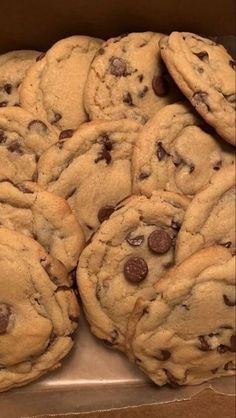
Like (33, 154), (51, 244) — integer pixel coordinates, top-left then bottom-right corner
(0, 1), (235, 417)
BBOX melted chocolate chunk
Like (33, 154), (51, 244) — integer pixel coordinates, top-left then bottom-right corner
(51, 112), (62, 125)
(224, 361), (236, 371)
(229, 60), (236, 70)
(4, 83), (12, 94)
(97, 47), (105, 55)
(7, 141), (23, 154)
(138, 74), (144, 82)
(126, 234), (144, 247)
(59, 129), (74, 140)
(123, 92), (133, 106)
(213, 161), (222, 171)
(192, 91), (210, 111)
(138, 86), (148, 98)
(28, 119), (48, 134)
(156, 350), (171, 361)
(0, 130), (6, 144)
(221, 241), (232, 248)
(230, 335), (236, 352)
(36, 52), (46, 61)
(0, 101), (8, 107)
(193, 51), (209, 61)
(156, 142), (167, 161)
(124, 257), (148, 283)
(171, 220), (181, 231)
(109, 57), (127, 76)
(198, 335), (210, 351)
(97, 205), (115, 223)
(189, 164), (195, 173)
(95, 146), (111, 164)
(217, 344), (230, 353)
(164, 369), (179, 388)
(16, 184), (34, 194)
(0, 304), (11, 334)
(223, 294), (236, 306)
(152, 75), (169, 97)
(139, 172), (150, 180)
(148, 229), (172, 254)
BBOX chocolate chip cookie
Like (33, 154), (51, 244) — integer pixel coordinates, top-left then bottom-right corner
(0, 228), (79, 392)
(37, 119), (141, 239)
(84, 32), (180, 124)
(176, 164), (235, 264)
(160, 32), (236, 146)
(0, 181), (85, 271)
(0, 50), (40, 108)
(0, 106), (58, 183)
(133, 102), (235, 197)
(77, 191), (190, 350)
(127, 246), (235, 386)
(20, 36), (102, 131)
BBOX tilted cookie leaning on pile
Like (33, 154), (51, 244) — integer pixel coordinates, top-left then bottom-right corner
(0, 31), (235, 391)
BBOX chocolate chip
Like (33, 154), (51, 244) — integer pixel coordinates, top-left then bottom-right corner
(0, 101), (8, 107)
(0, 304), (11, 334)
(229, 60), (236, 70)
(225, 93), (236, 105)
(193, 51), (209, 61)
(7, 141), (23, 154)
(213, 161), (222, 171)
(156, 142), (167, 161)
(126, 234), (144, 247)
(224, 361), (236, 371)
(192, 91), (210, 111)
(189, 164), (195, 173)
(97, 47), (105, 55)
(164, 369), (179, 388)
(217, 344), (230, 353)
(139, 172), (150, 180)
(95, 146), (111, 164)
(171, 220), (181, 231)
(223, 294), (236, 306)
(109, 57), (127, 76)
(124, 257), (148, 283)
(211, 368), (218, 374)
(156, 350), (171, 361)
(97, 205), (115, 223)
(36, 52), (46, 61)
(148, 229), (172, 254)
(198, 335), (210, 351)
(220, 325), (233, 330)
(28, 119), (48, 134)
(138, 86), (148, 98)
(221, 241), (232, 248)
(123, 92), (133, 106)
(230, 335), (236, 352)
(51, 112), (62, 125)
(152, 75), (169, 97)
(4, 83), (12, 94)
(40, 258), (59, 285)
(103, 329), (119, 346)
(16, 184), (34, 194)
(0, 130), (6, 144)
(59, 129), (74, 140)
(138, 74), (144, 82)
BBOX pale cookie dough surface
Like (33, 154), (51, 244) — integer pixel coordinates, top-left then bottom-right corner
(0, 50), (40, 107)
(20, 36), (103, 131)
(176, 164), (236, 264)
(0, 181), (85, 271)
(127, 246), (235, 386)
(37, 119), (141, 239)
(0, 107), (58, 183)
(0, 228), (79, 392)
(133, 102), (235, 197)
(160, 32), (236, 145)
(84, 32), (180, 124)
(77, 191), (190, 351)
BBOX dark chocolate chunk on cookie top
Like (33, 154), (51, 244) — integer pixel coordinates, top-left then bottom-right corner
(109, 57), (127, 76)
(152, 75), (169, 97)
(124, 256), (148, 283)
(148, 229), (172, 254)
(97, 205), (115, 224)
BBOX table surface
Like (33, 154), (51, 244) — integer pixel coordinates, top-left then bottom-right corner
(42, 389), (235, 418)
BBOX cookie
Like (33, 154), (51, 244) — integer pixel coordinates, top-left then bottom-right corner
(84, 32), (180, 124)
(0, 228), (79, 392)
(37, 119), (141, 239)
(0, 181), (85, 271)
(77, 191), (190, 350)
(0, 50), (40, 108)
(133, 102), (235, 197)
(126, 246), (235, 386)
(0, 106), (58, 183)
(160, 32), (236, 146)
(176, 164), (236, 264)
(20, 36), (103, 131)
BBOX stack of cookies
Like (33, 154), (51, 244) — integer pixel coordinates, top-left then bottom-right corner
(0, 31), (235, 392)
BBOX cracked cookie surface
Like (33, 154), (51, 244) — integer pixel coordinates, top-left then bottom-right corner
(0, 181), (84, 271)
(77, 191), (189, 350)
(176, 164), (236, 263)
(37, 119), (141, 239)
(0, 228), (79, 392)
(0, 50), (40, 108)
(84, 32), (180, 124)
(133, 102), (235, 197)
(160, 32), (236, 145)
(127, 246), (235, 386)
(0, 107), (58, 183)
(20, 36), (103, 131)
